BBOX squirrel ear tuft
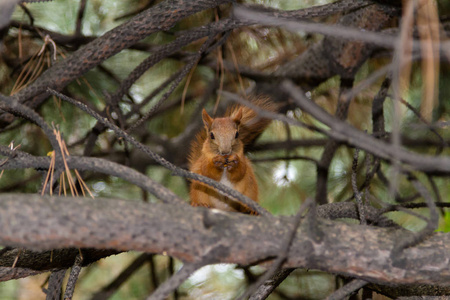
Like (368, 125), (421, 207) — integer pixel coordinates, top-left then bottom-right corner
(232, 108), (243, 125)
(202, 109), (213, 129)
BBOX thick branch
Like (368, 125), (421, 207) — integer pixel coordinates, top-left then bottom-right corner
(1, 194), (450, 287)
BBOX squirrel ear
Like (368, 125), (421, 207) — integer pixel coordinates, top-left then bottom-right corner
(232, 108), (243, 125)
(202, 109), (213, 129)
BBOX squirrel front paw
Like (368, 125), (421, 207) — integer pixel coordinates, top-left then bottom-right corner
(212, 154), (239, 170)
(213, 155), (227, 169)
(224, 154), (239, 170)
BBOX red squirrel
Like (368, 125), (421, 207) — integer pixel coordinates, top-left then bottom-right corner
(188, 97), (277, 214)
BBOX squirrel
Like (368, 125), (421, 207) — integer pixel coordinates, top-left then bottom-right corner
(188, 97), (278, 214)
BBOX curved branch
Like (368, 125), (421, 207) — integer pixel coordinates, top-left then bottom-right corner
(281, 81), (450, 175)
(0, 146), (186, 205)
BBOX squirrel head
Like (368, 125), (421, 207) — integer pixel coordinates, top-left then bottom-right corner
(202, 108), (243, 156)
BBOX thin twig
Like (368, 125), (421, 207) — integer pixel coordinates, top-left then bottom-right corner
(351, 148), (367, 225)
(0, 94), (61, 155)
(239, 198), (313, 300)
(127, 35), (216, 133)
(325, 279), (367, 300)
(145, 245), (228, 300)
(63, 254), (83, 300)
(393, 175), (439, 255)
(44, 269), (67, 300)
(91, 253), (151, 300)
(0, 145), (186, 205)
(280, 80), (450, 175)
(248, 268), (295, 300)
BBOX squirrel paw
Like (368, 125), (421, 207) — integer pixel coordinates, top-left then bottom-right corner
(224, 154), (239, 170)
(213, 155), (227, 169)
(213, 154), (239, 170)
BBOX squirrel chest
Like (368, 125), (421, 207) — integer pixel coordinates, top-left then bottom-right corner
(209, 168), (246, 212)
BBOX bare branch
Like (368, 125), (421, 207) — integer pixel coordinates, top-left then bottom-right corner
(1, 194), (450, 287)
(44, 269), (66, 300)
(10, 0), (235, 104)
(63, 254), (82, 300)
(325, 279), (367, 300)
(281, 80), (450, 175)
(0, 145), (186, 205)
(238, 198), (312, 299)
(91, 254), (151, 300)
(351, 148), (367, 225)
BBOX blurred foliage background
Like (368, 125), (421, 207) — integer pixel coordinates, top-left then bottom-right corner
(0, 0), (449, 299)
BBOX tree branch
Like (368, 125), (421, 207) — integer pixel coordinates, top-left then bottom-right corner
(281, 80), (450, 175)
(1, 194), (450, 288)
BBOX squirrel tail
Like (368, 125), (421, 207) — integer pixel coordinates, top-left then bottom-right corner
(226, 96), (279, 147)
(188, 128), (207, 167)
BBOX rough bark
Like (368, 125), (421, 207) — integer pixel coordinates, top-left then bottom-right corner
(0, 194), (449, 288)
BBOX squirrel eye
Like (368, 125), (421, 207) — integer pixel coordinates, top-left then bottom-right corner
(235, 131), (239, 139)
(210, 132), (215, 140)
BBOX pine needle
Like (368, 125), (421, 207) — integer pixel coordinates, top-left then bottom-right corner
(42, 126), (94, 198)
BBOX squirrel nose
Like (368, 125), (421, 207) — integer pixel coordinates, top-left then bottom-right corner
(220, 150), (231, 156)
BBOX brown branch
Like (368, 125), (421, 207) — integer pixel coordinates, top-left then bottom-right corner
(234, 4), (398, 50)
(315, 78), (354, 205)
(91, 253), (151, 300)
(44, 269), (66, 300)
(281, 80), (450, 175)
(351, 148), (367, 225)
(248, 268), (295, 300)
(392, 175), (439, 256)
(0, 247), (119, 280)
(0, 266), (45, 281)
(251, 137), (449, 152)
(325, 279), (367, 300)
(75, 0), (87, 37)
(63, 254), (83, 300)
(146, 256), (213, 300)
(0, 146), (186, 205)
(126, 35), (216, 133)
(0, 0), (235, 126)
(238, 198), (312, 300)
(1, 194), (450, 289)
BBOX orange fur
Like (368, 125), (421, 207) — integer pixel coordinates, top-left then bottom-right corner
(188, 97), (278, 214)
